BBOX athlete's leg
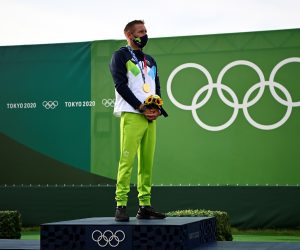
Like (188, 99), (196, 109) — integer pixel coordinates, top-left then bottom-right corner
(115, 113), (147, 206)
(137, 120), (156, 206)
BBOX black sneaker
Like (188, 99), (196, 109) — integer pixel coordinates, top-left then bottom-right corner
(115, 206), (129, 222)
(136, 206), (166, 219)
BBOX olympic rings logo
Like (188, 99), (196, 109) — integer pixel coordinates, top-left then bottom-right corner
(102, 98), (115, 108)
(167, 57), (300, 131)
(91, 229), (125, 248)
(42, 100), (58, 109)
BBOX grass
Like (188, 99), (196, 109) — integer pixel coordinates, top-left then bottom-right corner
(231, 228), (300, 242)
(20, 227), (300, 242)
(21, 227), (40, 240)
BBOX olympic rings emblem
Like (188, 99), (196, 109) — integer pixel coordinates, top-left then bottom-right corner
(167, 57), (300, 131)
(102, 98), (115, 108)
(42, 100), (58, 109)
(91, 229), (125, 248)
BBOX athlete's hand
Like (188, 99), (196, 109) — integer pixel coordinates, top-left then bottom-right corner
(144, 108), (161, 121)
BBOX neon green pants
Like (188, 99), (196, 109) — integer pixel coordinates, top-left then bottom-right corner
(115, 112), (156, 206)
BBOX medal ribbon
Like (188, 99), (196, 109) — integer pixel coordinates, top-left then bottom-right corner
(127, 45), (147, 84)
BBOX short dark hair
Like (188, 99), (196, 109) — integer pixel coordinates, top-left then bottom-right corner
(124, 20), (145, 33)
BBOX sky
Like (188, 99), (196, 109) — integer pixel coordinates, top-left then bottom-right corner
(0, 0), (300, 46)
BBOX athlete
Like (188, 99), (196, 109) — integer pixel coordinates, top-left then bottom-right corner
(109, 20), (167, 222)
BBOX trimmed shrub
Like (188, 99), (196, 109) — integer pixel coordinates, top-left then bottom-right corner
(0, 211), (22, 239)
(167, 209), (232, 241)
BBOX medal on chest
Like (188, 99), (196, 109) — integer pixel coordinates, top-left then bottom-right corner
(143, 83), (150, 93)
(127, 46), (151, 93)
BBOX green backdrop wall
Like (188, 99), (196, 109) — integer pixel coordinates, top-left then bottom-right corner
(1, 29), (300, 227)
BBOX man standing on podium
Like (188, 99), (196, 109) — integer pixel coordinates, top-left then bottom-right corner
(109, 20), (168, 222)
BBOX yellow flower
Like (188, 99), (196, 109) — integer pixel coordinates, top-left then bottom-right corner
(154, 96), (163, 107)
(144, 95), (163, 108)
(145, 95), (154, 105)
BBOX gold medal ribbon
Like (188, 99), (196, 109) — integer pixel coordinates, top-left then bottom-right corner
(127, 45), (150, 93)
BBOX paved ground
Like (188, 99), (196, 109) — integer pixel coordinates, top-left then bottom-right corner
(1, 240), (300, 250)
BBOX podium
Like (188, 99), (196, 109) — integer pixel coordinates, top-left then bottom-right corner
(41, 217), (216, 249)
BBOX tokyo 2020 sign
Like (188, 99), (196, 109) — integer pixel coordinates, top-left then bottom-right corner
(1, 29), (300, 186)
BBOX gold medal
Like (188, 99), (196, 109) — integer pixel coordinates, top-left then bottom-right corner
(143, 83), (150, 93)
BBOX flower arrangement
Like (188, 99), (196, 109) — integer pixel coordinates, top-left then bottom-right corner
(144, 95), (163, 109)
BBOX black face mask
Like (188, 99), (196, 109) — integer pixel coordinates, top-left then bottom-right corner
(132, 34), (148, 49)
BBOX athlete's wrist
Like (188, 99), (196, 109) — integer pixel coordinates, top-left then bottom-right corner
(138, 104), (147, 113)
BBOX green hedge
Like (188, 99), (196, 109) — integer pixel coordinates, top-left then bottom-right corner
(166, 209), (232, 241)
(0, 211), (22, 239)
